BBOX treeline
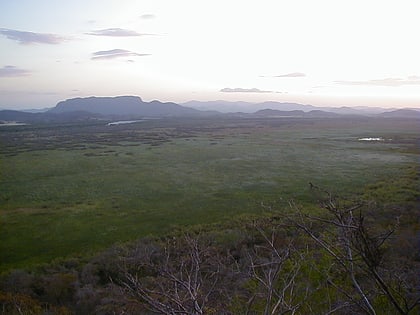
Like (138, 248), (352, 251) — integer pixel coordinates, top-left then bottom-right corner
(1, 170), (419, 314)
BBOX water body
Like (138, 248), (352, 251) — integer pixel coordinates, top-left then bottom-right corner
(107, 120), (143, 126)
(0, 122), (27, 126)
(358, 137), (384, 141)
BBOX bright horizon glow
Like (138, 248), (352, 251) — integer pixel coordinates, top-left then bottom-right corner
(1, 0), (420, 110)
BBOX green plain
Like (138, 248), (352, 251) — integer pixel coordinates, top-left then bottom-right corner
(0, 117), (419, 271)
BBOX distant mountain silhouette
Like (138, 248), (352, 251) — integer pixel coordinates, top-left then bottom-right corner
(182, 100), (398, 115)
(305, 110), (342, 118)
(379, 109), (420, 118)
(50, 96), (204, 116)
(253, 109), (341, 118)
(1, 96), (419, 124)
(257, 102), (316, 112)
(182, 100), (316, 113)
(254, 109), (305, 117)
(0, 109), (103, 123)
(0, 110), (39, 121)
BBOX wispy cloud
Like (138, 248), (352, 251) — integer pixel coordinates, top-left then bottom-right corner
(140, 14), (156, 19)
(220, 87), (279, 93)
(335, 76), (420, 87)
(86, 28), (154, 37)
(91, 49), (151, 60)
(0, 65), (31, 77)
(0, 28), (68, 45)
(261, 72), (306, 78)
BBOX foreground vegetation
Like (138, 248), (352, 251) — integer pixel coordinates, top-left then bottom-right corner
(0, 167), (418, 314)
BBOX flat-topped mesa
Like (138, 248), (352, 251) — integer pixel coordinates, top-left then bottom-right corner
(50, 96), (144, 115)
(48, 96), (201, 116)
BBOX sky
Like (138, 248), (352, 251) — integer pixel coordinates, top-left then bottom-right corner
(1, 0), (420, 110)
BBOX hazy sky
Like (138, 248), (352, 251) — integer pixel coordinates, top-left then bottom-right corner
(1, 0), (419, 109)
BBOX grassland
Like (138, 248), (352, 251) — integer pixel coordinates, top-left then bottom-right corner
(0, 117), (419, 271)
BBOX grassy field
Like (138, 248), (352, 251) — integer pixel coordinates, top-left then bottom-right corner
(0, 117), (419, 271)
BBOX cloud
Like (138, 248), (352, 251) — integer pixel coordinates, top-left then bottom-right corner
(91, 49), (151, 60)
(140, 14), (156, 19)
(261, 72), (306, 78)
(335, 76), (420, 87)
(0, 28), (68, 44)
(275, 72), (306, 78)
(0, 66), (31, 77)
(220, 87), (278, 93)
(86, 28), (154, 37)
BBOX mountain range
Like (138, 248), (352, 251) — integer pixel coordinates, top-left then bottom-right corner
(1, 96), (419, 123)
(181, 100), (407, 115)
